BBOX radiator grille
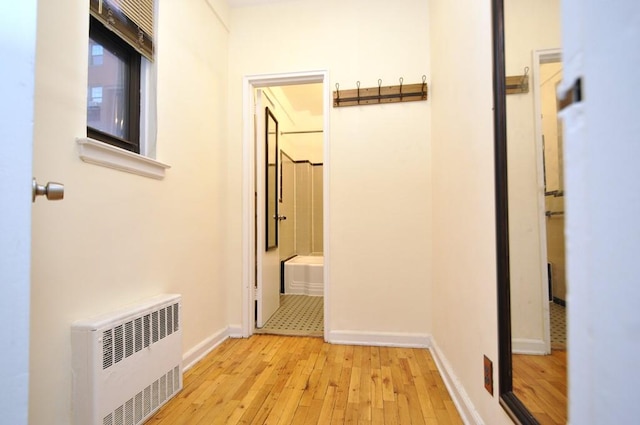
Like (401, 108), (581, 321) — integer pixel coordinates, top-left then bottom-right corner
(72, 294), (182, 425)
(99, 345), (181, 424)
(103, 329), (113, 369)
(102, 302), (179, 370)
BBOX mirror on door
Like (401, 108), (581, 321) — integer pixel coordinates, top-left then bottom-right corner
(266, 106), (279, 250)
(495, 0), (568, 423)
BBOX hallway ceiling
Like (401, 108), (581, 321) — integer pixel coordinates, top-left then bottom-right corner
(279, 84), (323, 117)
(228, 0), (300, 7)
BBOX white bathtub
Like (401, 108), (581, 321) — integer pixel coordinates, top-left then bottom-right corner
(284, 255), (324, 296)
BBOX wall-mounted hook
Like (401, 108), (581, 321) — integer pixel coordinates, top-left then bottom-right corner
(332, 75), (429, 107)
(506, 67), (530, 95)
(522, 66), (530, 88)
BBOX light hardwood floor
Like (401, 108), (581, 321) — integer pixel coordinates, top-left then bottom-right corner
(512, 350), (567, 425)
(148, 335), (463, 424)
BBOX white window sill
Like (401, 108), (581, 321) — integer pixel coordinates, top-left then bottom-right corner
(76, 138), (170, 180)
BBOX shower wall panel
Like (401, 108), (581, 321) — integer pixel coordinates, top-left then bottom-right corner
(312, 164), (323, 253)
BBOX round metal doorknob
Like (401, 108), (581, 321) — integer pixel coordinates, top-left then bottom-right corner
(32, 178), (64, 202)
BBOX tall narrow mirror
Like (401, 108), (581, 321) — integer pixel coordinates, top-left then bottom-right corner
(266, 106), (279, 250)
(495, 0), (567, 424)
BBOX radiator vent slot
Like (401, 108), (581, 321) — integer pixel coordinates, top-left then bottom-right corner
(101, 302), (180, 370)
(101, 367), (180, 425)
(72, 294), (183, 425)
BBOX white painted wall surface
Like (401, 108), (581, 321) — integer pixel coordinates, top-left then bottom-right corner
(562, 0), (640, 423)
(0, 1), (37, 422)
(228, 0), (432, 339)
(29, 1), (231, 423)
(430, 0), (513, 423)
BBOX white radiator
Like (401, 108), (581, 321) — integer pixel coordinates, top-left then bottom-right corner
(71, 294), (183, 425)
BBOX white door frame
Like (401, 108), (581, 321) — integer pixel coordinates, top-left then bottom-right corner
(241, 70), (331, 339)
(0, 0), (37, 421)
(532, 48), (563, 354)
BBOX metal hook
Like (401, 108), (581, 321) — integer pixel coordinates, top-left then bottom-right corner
(335, 82), (340, 105)
(421, 75), (427, 99)
(521, 67), (530, 88)
(357, 81), (361, 104)
(378, 79), (382, 103)
(399, 77), (404, 101)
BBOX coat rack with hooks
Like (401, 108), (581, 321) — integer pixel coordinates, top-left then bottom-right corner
(506, 66), (529, 94)
(333, 76), (428, 107)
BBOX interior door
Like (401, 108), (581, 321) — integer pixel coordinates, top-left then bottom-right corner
(0, 1), (37, 421)
(255, 89), (280, 328)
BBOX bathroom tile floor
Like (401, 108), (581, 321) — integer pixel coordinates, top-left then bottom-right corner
(255, 294), (323, 337)
(550, 301), (566, 350)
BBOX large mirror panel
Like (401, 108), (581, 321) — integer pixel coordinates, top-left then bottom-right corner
(266, 106), (279, 250)
(495, 0), (567, 424)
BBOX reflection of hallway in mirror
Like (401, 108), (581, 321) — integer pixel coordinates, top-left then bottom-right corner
(550, 301), (566, 350)
(513, 300), (567, 423)
(513, 350), (567, 425)
(510, 51), (568, 425)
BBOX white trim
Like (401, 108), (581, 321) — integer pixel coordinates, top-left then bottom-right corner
(328, 330), (432, 348)
(532, 48), (563, 355)
(241, 70), (330, 339)
(139, 57), (158, 159)
(76, 137), (170, 179)
(321, 78), (331, 342)
(182, 327), (239, 372)
(512, 338), (548, 355)
(430, 339), (485, 425)
(227, 324), (244, 338)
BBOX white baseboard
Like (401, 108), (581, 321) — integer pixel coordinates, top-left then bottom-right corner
(227, 324), (244, 338)
(182, 326), (240, 372)
(328, 330), (431, 348)
(430, 339), (484, 425)
(512, 338), (548, 355)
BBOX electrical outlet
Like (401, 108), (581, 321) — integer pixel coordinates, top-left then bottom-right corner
(484, 355), (494, 395)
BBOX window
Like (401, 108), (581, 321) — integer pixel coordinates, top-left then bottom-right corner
(90, 44), (104, 66)
(80, 1), (168, 179)
(87, 0), (154, 154)
(87, 17), (141, 153)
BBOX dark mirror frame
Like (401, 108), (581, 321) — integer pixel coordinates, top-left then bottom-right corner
(265, 106), (279, 251)
(492, 0), (540, 423)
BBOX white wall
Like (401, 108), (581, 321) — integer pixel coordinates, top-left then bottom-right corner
(504, 0), (562, 347)
(228, 0), (432, 339)
(562, 0), (640, 422)
(29, 0), (231, 423)
(430, 0), (513, 423)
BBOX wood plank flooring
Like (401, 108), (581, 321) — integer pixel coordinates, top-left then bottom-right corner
(512, 350), (567, 425)
(148, 335), (463, 424)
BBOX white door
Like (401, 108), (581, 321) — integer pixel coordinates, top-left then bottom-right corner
(255, 89), (280, 328)
(0, 0), (38, 422)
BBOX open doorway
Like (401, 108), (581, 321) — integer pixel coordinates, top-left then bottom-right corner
(241, 71), (330, 340)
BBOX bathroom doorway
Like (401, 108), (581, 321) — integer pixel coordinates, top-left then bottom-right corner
(241, 72), (330, 340)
